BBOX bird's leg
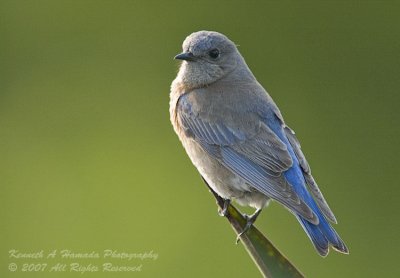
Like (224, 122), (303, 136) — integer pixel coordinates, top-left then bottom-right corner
(201, 175), (231, 217)
(236, 208), (262, 243)
(218, 199), (231, 217)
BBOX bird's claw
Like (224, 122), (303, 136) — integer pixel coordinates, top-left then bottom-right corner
(235, 208), (262, 244)
(218, 199), (230, 217)
(236, 214), (253, 243)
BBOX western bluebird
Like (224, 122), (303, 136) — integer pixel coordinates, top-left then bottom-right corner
(170, 31), (348, 256)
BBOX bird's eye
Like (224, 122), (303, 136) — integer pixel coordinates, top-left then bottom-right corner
(208, 49), (220, 59)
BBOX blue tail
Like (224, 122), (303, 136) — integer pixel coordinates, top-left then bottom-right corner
(296, 210), (348, 256)
(267, 116), (348, 256)
(284, 163), (349, 256)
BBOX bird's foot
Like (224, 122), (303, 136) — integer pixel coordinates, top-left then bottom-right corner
(236, 208), (262, 244)
(218, 199), (231, 217)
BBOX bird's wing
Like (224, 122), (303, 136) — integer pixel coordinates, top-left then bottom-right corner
(284, 126), (337, 223)
(177, 95), (318, 224)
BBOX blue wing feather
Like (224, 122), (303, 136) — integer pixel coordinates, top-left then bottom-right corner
(178, 94), (317, 223)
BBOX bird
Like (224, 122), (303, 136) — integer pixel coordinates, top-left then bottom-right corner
(169, 30), (348, 256)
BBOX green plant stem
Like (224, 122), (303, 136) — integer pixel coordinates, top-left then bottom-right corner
(203, 179), (304, 278)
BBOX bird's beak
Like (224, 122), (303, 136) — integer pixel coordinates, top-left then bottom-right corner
(174, 52), (196, 61)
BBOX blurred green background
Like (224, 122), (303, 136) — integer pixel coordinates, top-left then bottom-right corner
(1, 1), (399, 277)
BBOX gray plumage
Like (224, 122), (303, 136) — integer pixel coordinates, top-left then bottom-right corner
(170, 31), (348, 256)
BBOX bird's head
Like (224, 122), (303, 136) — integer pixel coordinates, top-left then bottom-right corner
(174, 31), (243, 89)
